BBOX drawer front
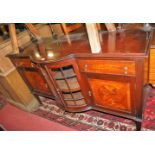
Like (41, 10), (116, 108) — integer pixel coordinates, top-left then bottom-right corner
(78, 59), (136, 76)
(12, 58), (32, 68)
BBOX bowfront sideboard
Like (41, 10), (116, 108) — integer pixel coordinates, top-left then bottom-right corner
(8, 29), (153, 130)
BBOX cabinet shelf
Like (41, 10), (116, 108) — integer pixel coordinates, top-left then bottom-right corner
(56, 77), (80, 92)
(53, 67), (76, 79)
(66, 99), (86, 106)
(61, 87), (81, 93)
(51, 64), (87, 107)
(63, 91), (84, 101)
(55, 74), (76, 80)
(64, 97), (84, 101)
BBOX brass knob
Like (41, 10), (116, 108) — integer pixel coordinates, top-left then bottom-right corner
(124, 66), (128, 74)
(84, 64), (88, 71)
(124, 66), (128, 70)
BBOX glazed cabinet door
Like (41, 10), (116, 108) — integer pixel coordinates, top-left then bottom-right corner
(45, 59), (92, 112)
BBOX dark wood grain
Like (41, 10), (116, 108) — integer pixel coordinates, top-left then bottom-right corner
(7, 28), (152, 130)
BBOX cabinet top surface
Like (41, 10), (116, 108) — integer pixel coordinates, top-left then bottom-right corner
(9, 29), (152, 62)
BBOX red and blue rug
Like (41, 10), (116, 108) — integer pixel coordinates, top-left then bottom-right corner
(1, 89), (155, 131)
(33, 89), (155, 131)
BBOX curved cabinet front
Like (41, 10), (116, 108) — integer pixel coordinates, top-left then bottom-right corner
(44, 58), (92, 112)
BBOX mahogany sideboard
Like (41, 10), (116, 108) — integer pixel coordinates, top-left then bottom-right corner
(8, 29), (153, 130)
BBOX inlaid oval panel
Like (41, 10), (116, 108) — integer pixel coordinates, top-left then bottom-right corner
(88, 78), (131, 113)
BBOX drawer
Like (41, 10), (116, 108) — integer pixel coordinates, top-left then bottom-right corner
(12, 58), (33, 68)
(78, 59), (136, 76)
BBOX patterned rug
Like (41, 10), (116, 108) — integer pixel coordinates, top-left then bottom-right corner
(1, 90), (155, 131)
(33, 89), (155, 131)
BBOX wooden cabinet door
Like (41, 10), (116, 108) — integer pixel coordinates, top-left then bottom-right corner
(8, 56), (61, 107)
(83, 73), (136, 116)
(17, 66), (55, 99)
(45, 59), (92, 112)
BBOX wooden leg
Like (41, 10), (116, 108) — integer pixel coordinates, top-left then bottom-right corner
(85, 23), (101, 53)
(9, 24), (19, 53)
(25, 23), (47, 58)
(0, 24), (9, 39)
(135, 121), (142, 131)
(96, 23), (101, 31)
(105, 23), (116, 32)
(25, 23), (41, 40)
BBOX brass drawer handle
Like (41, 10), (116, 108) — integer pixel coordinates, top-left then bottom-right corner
(123, 66), (128, 74)
(124, 66), (128, 70)
(84, 64), (88, 71)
